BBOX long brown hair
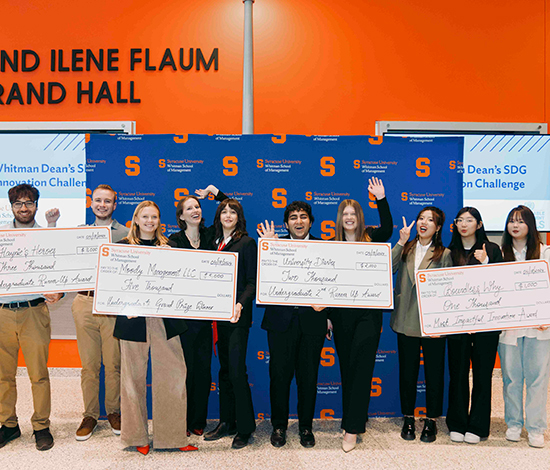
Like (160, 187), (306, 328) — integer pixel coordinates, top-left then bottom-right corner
(335, 199), (371, 242)
(175, 195), (205, 231)
(214, 199), (248, 243)
(125, 201), (169, 246)
(502, 205), (541, 261)
(402, 206), (446, 264)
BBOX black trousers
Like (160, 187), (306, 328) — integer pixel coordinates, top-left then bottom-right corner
(446, 331), (500, 437)
(179, 320), (212, 430)
(217, 326), (256, 434)
(267, 315), (325, 431)
(332, 309), (383, 434)
(397, 333), (446, 418)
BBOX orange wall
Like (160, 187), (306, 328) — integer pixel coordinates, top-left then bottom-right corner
(0, 0), (547, 134)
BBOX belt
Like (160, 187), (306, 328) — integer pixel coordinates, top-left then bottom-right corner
(0, 298), (45, 310)
(78, 291), (95, 297)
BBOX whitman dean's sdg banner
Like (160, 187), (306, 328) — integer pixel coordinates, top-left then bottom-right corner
(0, 134), (86, 227)
(87, 133), (463, 420)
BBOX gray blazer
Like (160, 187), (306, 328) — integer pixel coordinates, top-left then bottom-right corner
(390, 242), (452, 337)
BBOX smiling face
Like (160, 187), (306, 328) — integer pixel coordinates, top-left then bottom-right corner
(285, 209), (312, 239)
(180, 198), (202, 227)
(507, 213), (529, 242)
(455, 211), (481, 239)
(135, 206), (160, 239)
(342, 205), (358, 233)
(12, 196), (37, 225)
(91, 189), (116, 221)
(417, 210), (440, 242)
(220, 206), (238, 233)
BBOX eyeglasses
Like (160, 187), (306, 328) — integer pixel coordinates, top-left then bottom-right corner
(454, 218), (476, 225)
(12, 201), (36, 209)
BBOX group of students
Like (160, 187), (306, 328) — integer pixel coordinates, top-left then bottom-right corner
(0, 179), (549, 455)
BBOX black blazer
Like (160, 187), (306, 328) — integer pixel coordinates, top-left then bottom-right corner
(261, 234), (328, 336)
(450, 240), (503, 267)
(216, 235), (257, 329)
(113, 237), (188, 342)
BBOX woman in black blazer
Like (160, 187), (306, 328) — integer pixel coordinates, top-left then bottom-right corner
(202, 198), (257, 449)
(113, 201), (196, 455)
(446, 207), (503, 444)
(329, 177), (393, 452)
(168, 189), (227, 437)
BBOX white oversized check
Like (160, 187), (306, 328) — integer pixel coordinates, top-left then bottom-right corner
(93, 243), (238, 320)
(256, 239), (393, 309)
(0, 227), (111, 296)
(417, 260), (550, 335)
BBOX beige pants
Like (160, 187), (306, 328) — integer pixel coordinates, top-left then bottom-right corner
(72, 294), (121, 419)
(0, 302), (51, 431)
(120, 317), (188, 449)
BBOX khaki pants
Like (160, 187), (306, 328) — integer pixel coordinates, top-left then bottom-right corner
(120, 317), (187, 449)
(0, 302), (51, 431)
(72, 294), (121, 420)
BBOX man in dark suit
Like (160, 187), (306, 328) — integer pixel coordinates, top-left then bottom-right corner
(257, 201), (328, 448)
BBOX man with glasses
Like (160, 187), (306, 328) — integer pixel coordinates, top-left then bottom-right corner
(72, 184), (128, 441)
(0, 184), (62, 451)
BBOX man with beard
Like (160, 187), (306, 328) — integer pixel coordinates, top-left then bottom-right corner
(257, 201), (328, 448)
(0, 184), (62, 451)
(72, 184), (128, 441)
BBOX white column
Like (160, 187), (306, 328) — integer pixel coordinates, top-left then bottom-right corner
(242, 0), (255, 134)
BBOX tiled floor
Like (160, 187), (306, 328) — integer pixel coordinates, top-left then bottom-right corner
(1, 370), (549, 470)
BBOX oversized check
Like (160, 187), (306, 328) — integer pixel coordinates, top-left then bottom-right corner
(93, 243), (238, 320)
(0, 226), (111, 296)
(417, 260), (550, 335)
(256, 239), (393, 309)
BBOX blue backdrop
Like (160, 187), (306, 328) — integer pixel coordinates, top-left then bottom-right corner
(87, 134), (463, 421)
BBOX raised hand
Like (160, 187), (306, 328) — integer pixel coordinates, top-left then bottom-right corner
(398, 216), (415, 246)
(474, 243), (488, 263)
(195, 184), (219, 199)
(257, 220), (278, 238)
(368, 177), (385, 200)
(45, 208), (60, 227)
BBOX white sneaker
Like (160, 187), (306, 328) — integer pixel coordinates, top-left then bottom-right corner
(450, 432), (465, 442)
(464, 432), (481, 444)
(506, 427), (522, 442)
(528, 433), (544, 448)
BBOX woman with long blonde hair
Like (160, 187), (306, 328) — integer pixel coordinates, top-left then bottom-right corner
(327, 177), (393, 452)
(113, 201), (196, 455)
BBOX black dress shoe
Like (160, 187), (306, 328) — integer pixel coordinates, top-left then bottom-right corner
(34, 428), (54, 451)
(232, 433), (251, 449)
(203, 422), (237, 441)
(0, 425), (21, 449)
(299, 428), (315, 448)
(270, 428), (286, 447)
(401, 416), (415, 441)
(420, 418), (437, 443)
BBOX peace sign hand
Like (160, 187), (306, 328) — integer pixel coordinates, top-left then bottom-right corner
(398, 216), (415, 246)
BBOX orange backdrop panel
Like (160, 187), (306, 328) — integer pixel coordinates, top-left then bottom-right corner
(17, 339), (81, 368)
(0, 0), (546, 134)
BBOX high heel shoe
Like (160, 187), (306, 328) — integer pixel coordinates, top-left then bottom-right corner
(342, 432), (357, 453)
(136, 445), (150, 455)
(180, 445), (199, 452)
